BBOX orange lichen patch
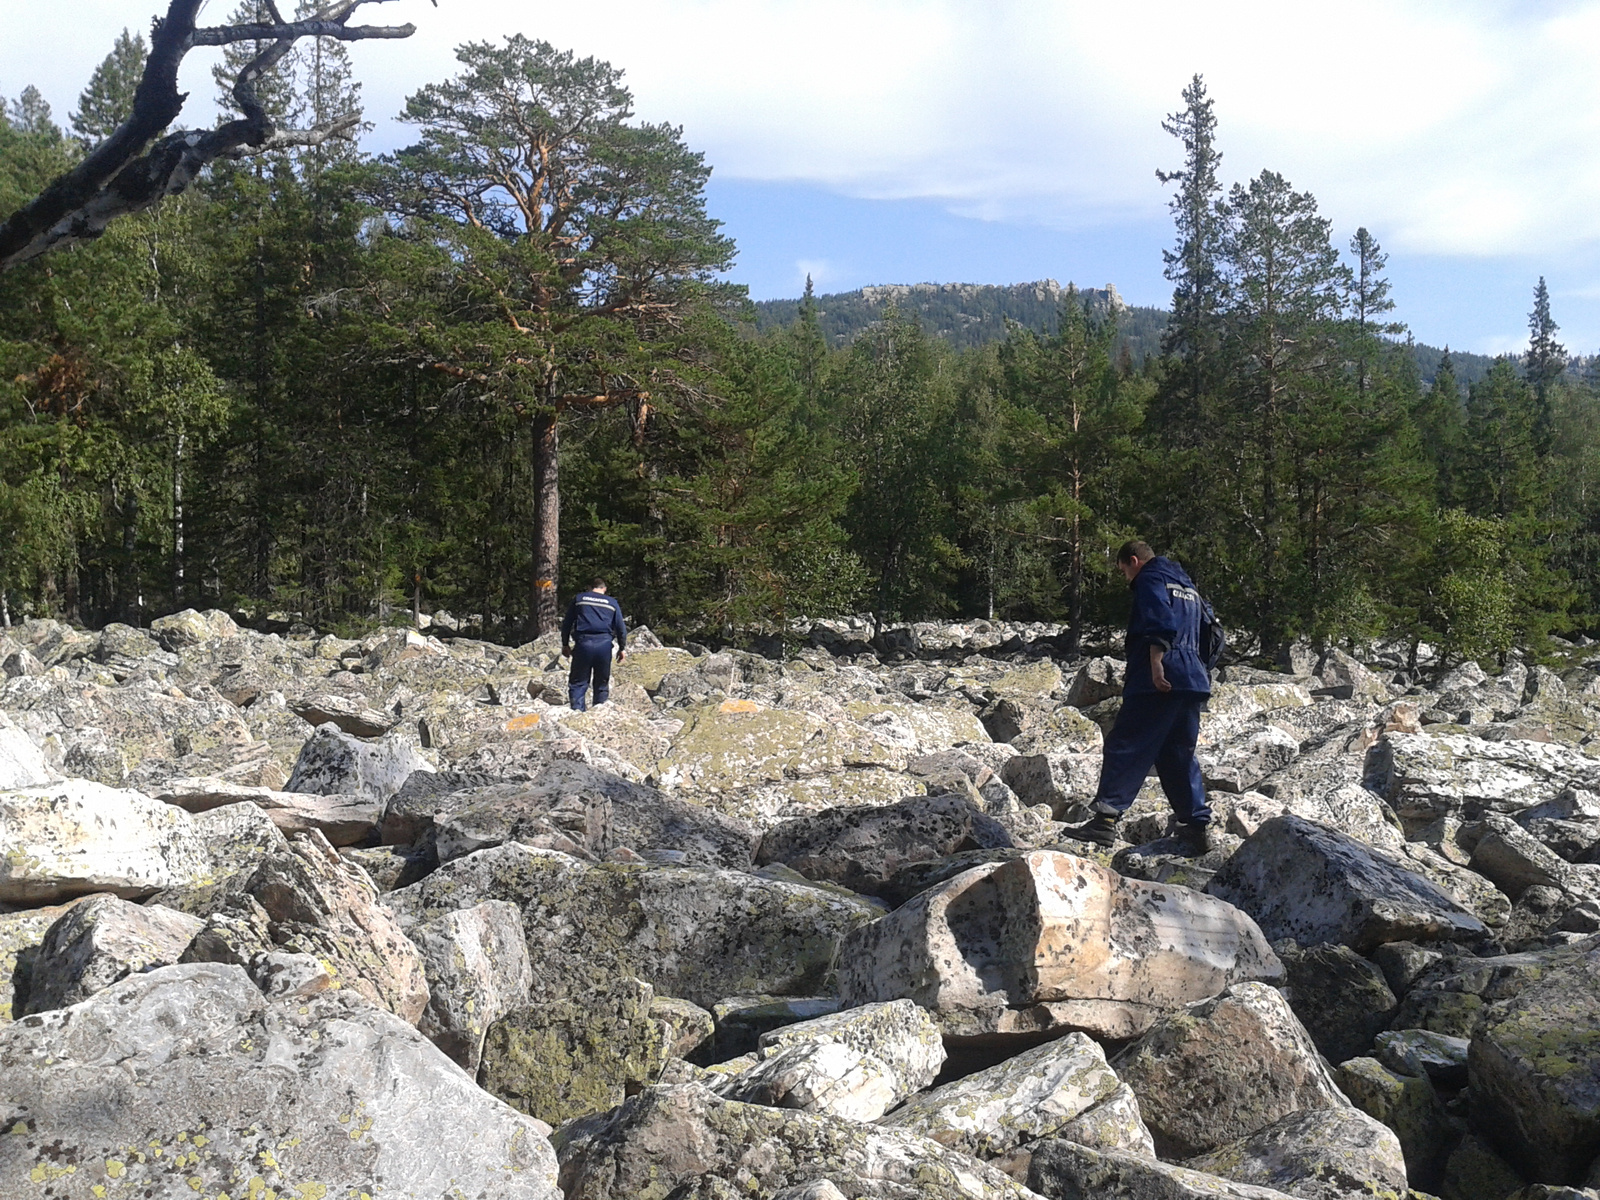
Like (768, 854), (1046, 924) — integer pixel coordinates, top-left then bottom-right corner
(503, 713), (542, 732)
(718, 699), (760, 714)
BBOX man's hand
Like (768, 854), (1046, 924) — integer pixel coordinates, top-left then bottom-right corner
(1150, 645), (1172, 693)
(617, 649), (627, 664)
(561, 643), (570, 659)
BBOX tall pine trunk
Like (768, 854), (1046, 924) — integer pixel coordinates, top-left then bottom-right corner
(530, 408), (560, 637)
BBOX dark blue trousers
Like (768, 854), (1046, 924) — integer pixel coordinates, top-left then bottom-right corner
(1090, 691), (1211, 826)
(568, 636), (614, 710)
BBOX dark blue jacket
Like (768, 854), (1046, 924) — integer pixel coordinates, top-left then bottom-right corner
(1123, 556), (1211, 696)
(561, 590), (627, 648)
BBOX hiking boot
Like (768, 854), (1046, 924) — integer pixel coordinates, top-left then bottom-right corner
(1172, 822), (1212, 858)
(1060, 811), (1120, 848)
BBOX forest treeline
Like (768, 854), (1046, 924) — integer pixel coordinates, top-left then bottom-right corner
(2, 28), (1598, 664)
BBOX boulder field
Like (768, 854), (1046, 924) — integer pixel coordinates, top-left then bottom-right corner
(3, 609), (1600, 1198)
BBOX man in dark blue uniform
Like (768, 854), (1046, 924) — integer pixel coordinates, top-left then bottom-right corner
(560, 578), (628, 711)
(1062, 540), (1214, 856)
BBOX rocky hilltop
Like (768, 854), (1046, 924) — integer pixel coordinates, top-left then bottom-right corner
(3, 610), (1600, 1200)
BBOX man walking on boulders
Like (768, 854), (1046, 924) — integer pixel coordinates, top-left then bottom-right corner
(1062, 540), (1214, 857)
(562, 578), (627, 711)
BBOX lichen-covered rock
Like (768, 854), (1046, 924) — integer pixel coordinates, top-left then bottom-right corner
(1469, 936), (1600, 1183)
(1440, 1132), (1528, 1200)
(1374, 1029), (1470, 1090)
(481, 976), (672, 1126)
(755, 793), (1012, 896)
(409, 899), (532, 1072)
(1277, 941), (1399, 1064)
(1335, 1056), (1455, 1187)
(1066, 657), (1125, 708)
(1026, 1138), (1300, 1199)
(22, 894), (202, 1014)
(1202, 725), (1302, 794)
(0, 902), (77, 1022)
(1369, 733), (1600, 837)
(839, 850), (1283, 1042)
(148, 607), (239, 650)
(186, 830), (430, 1023)
(1111, 981), (1350, 1160)
(384, 842), (881, 1009)
(1182, 1107), (1408, 1200)
(0, 962), (561, 1200)
(0, 779), (216, 902)
(1205, 815), (1490, 954)
(285, 721), (434, 803)
(880, 1031), (1153, 1160)
(1008, 703), (1104, 758)
(554, 1080), (1043, 1200)
(152, 776), (380, 845)
(430, 761), (756, 869)
(710, 995), (846, 1060)
(1470, 814), (1599, 901)
(0, 711), (52, 788)
(715, 1000), (945, 1122)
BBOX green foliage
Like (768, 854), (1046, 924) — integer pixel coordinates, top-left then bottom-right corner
(71, 28), (147, 146)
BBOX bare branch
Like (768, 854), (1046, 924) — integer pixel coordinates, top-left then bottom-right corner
(0, 0), (416, 270)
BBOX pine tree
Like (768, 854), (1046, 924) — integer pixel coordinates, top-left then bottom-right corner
(8, 87), (59, 140)
(1152, 74), (1225, 442)
(1414, 348), (1465, 503)
(1348, 228), (1401, 399)
(70, 29), (147, 147)
(1526, 276), (1566, 448)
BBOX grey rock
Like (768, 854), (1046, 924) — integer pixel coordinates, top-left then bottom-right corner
(0, 712), (52, 788)
(385, 842), (880, 1009)
(1470, 936), (1600, 1183)
(1205, 815), (1490, 954)
(151, 776), (380, 845)
(1111, 981), (1349, 1160)
(286, 721), (434, 804)
(710, 994), (846, 1060)
(839, 850), (1283, 1043)
(1066, 656), (1125, 708)
(755, 792), (1013, 896)
(880, 1030), (1153, 1160)
(290, 691), (399, 737)
(1202, 725), (1302, 794)
(1371, 940), (1447, 997)
(0, 962), (560, 1200)
(1440, 1132), (1529, 1200)
(1276, 940), (1399, 1064)
(1182, 1107), (1408, 1200)
(1026, 1138), (1299, 1199)
(1374, 1028), (1470, 1089)
(410, 899), (533, 1073)
(554, 1080), (1041, 1199)
(432, 760), (756, 869)
(23, 894), (202, 1014)
(1335, 1055), (1455, 1187)
(715, 999), (945, 1122)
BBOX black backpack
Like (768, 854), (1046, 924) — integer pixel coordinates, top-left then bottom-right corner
(1198, 595), (1227, 671)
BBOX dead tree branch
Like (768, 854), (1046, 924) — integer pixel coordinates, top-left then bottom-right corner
(0, 0), (415, 270)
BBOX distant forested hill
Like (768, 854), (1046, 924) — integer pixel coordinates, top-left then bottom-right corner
(750, 280), (1500, 385)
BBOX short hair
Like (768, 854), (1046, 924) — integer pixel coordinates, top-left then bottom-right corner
(589, 577), (608, 590)
(1117, 540), (1155, 564)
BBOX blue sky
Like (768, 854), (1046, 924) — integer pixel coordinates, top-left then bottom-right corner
(9, 0), (1600, 353)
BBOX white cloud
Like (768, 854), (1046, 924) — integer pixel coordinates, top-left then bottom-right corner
(10, 0), (1600, 261)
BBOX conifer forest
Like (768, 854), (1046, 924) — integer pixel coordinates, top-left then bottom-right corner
(4, 17), (1598, 668)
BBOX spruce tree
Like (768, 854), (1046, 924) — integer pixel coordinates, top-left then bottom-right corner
(70, 29), (147, 147)
(1526, 276), (1565, 449)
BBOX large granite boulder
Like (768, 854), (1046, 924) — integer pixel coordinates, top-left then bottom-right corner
(1205, 815), (1490, 954)
(0, 901), (78, 1022)
(1335, 1055), (1455, 1187)
(554, 1080), (1042, 1200)
(1201, 725), (1302, 794)
(384, 842), (881, 1009)
(152, 776), (381, 845)
(0, 962), (560, 1199)
(1181, 1107), (1408, 1200)
(408, 899), (532, 1072)
(1110, 981), (1350, 1160)
(754, 793), (1013, 896)
(880, 1031), (1153, 1160)
(429, 761), (757, 869)
(0, 780), (217, 902)
(715, 999), (945, 1122)
(22, 894), (203, 1014)
(1275, 940), (1399, 1064)
(1025, 1139), (1300, 1199)
(838, 850), (1283, 1042)
(481, 976), (675, 1127)
(184, 829), (431, 1023)
(286, 721), (434, 803)
(1470, 935), (1600, 1184)
(0, 711), (52, 788)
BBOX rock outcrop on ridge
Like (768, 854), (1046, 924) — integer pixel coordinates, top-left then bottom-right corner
(4, 607), (1600, 1197)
